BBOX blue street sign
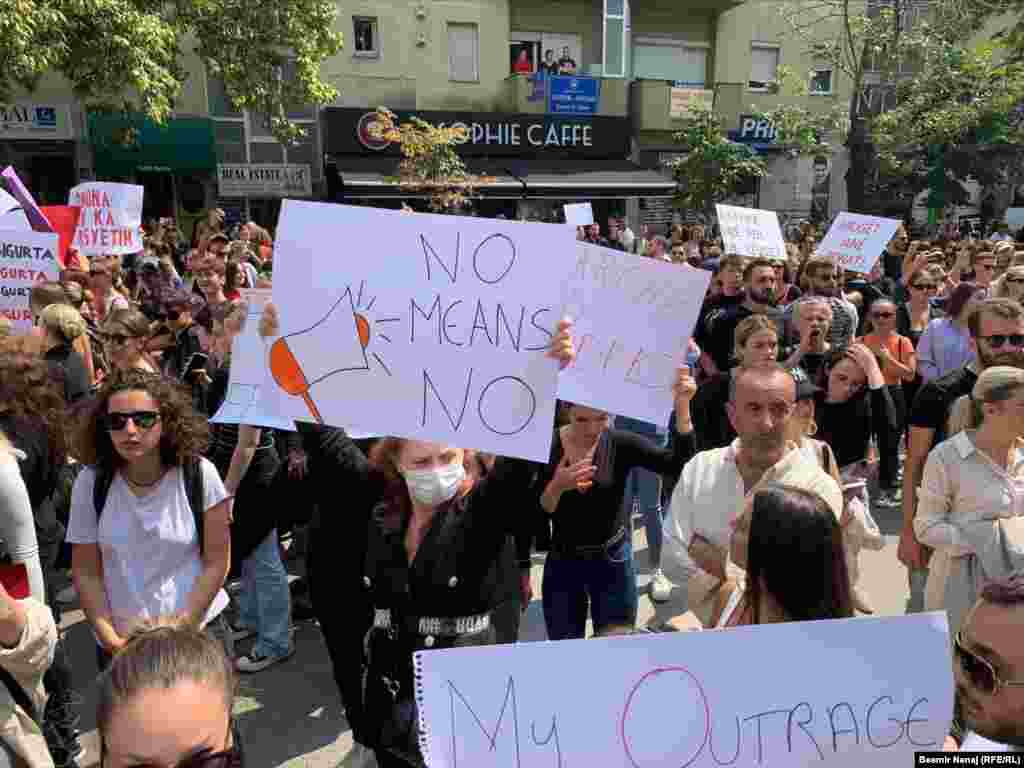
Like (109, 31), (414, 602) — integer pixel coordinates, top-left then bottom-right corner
(548, 75), (600, 115)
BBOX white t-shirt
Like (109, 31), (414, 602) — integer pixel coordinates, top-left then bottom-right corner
(66, 458), (230, 636)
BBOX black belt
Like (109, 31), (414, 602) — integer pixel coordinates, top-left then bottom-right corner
(551, 525), (627, 560)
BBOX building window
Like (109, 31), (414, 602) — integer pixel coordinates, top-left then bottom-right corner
(749, 44), (780, 91)
(354, 16), (379, 57)
(448, 23), (479, 82)
(633, 37), (708, 85)
(810, 67), (833, 94)
(603, 0), (629, 78)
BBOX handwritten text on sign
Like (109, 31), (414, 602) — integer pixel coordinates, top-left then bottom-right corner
(269, 202), (577, 462)
(416, 613), (953, 768)
(0, 230), (59, 330)
(68, 182), (143, 255)
(816, 213), (901, 274)
(558, 243), (710, 423)
(716, 204), (786, 260)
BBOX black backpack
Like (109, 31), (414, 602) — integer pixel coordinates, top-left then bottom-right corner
(92, 459), (207, 554)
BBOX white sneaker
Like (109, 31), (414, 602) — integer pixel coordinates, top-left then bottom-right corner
(650, 569), (673, 603)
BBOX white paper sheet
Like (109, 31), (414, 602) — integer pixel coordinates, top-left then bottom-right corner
(716, 204), (786, 260)
(816, 212), (902, 274)
(68, 182), (144, 255)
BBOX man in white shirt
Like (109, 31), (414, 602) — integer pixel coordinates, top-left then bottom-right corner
(954, 573), (1024, 752)
(662, 365), (843, 609)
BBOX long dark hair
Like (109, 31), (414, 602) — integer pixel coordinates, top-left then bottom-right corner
(68, 370), (210, 469)
(746, 484), (853, 623)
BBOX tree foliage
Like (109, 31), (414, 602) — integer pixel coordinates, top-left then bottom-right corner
(371, 108), (494, 213)
(0, 0), (343, 143)
(667, 104), (768, 216)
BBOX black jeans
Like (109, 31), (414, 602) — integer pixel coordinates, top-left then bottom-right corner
(877, 384), (906, 491)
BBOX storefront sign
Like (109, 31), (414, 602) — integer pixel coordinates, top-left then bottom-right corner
(669, 88), (713, 119)
(549, 76), (600, 115)
(736, 114), (777, 142)
(217, 164), (313, 198)
(329, 108), (630, 159)
(0, 104), (73, 141)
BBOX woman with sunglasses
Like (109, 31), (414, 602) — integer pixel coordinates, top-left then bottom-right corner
(97, 623), (243, 768)
(914, 366), (1024, 635)
(861, 298), (916, 507)
(897, 267), (945, 407)
(918, 282), (983, 383)
(67, 371), (232, 665)
(102, 309), (160, 377)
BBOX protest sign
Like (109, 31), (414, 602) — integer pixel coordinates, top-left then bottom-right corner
(68, 182), (143, 255)
(210, 289), (295, 430)
(269, 202), (577, 462)
(0, 230), (60, 330)
(1, 166), (54, 233)
(39, 206), (81, 268)
(416, 612), (953, 768)
(0, 187), (29, 231)
(816, 213), (902, 274)
(716, 204), (786, 259)
(563, 202), (594, 227)
(558, 243), (710, 423)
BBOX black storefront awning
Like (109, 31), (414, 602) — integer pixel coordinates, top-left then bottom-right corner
(326, 156), (676, 200)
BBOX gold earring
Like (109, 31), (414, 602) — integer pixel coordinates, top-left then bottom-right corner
(808, 420), (818, 437)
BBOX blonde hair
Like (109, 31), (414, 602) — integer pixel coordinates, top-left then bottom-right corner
(40, 303), (87, 343)
(733, 315), (778, 361)
(791, 296), (832, 328)
(992, 266), (1024, 299)
(947, 365), (1024, 434)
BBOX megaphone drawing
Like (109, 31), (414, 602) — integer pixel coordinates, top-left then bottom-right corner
(269, 286), (375, 424)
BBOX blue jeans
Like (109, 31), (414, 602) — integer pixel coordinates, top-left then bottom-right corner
(237, 529), (292, 658)
(617, 416), (667, 568)
(542, 538), (637, 640)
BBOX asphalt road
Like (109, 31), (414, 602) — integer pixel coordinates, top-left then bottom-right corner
(60, 499), (909, 768)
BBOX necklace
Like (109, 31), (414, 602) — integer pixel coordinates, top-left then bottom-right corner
(123, 469), (165, 489)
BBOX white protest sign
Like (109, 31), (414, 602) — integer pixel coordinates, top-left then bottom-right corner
(210, 289), (295, 430)
(416, 613), (953, 768)
(558, 243), (710, 423)
(0, 230), (60, 330)
(68, 182), (143, 255)
(816, 212), (901, 274)
(0, 187), (29, 231)
(269, 202), (577, 462)
(716, 204), (786, 259)
(563, 203), (594, 227)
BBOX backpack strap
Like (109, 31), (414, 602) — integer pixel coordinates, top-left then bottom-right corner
(183, 459), (206, 556)
(92, 465), (116, 523)
(0, 663), (38, 725)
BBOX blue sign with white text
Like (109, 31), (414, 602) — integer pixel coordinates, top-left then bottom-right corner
(548, 76), (600, 115)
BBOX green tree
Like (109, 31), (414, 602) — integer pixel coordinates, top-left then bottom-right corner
(667, 103), (769, 218)
(371, 108), (494, 213)
(0, 0), (343, 143)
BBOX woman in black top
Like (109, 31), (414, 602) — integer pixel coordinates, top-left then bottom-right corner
(259, 304), (576, 767)
(537, 367), (696, 640)
(39, 303), (91, 404)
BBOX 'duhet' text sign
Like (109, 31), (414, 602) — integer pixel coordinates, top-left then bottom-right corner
(816, 213), (901, 274)
(559, 243), (710, 424)
(416, 612), (953, 768)
(0, 230), (59, 330)
(716, 204), (786, 259)
(269, 202), (577, 462)
(68, 182), (143, 255)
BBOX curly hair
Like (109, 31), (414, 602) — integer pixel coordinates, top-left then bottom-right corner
(0, 335), (67, 457)
(68, 370), (209, 468)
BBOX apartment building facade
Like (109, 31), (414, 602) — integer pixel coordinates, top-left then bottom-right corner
(2, 0), (852, 235)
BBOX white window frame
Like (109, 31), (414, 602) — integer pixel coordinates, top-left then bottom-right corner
(353, 16), (380, 58)
(748, 43), (780, 92)
(448, 22), (480, 83)
(602, 0), (629, 78)
(809, 66), (833, 95)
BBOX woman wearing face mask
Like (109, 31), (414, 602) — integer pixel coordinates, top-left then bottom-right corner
(538, 367), (697, 640)
(258, 303), (575, 767)
(102, 309), (159, 375)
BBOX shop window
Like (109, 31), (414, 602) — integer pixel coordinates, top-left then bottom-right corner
(448, 23), (479, 82)
(354, 16), (379, 57)
(749, 44), (780, 91)
(633, 37), (707, 84)
(810, 67), (833, 94)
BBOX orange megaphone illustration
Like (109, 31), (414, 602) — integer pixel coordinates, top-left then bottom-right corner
(268, 288), (373, 424)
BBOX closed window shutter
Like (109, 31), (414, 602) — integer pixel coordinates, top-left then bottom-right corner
(749, 47), (779, 86)
(448, 24), (479, 81)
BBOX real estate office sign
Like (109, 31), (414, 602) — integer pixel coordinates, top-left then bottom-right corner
(217, 164), (313, 198)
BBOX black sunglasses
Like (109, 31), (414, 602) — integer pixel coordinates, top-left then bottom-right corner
(104, 411), (161, 432)
(978, 334), (1024, 349)
(954, 631), (1024, 695)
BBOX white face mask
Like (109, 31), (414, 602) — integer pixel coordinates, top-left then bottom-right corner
(403, 461), (465, 507)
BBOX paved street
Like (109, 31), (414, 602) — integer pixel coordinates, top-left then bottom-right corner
(60, 501), (909, 768)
